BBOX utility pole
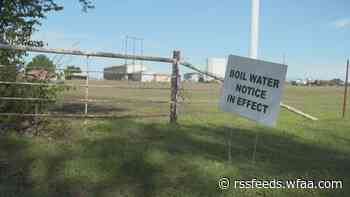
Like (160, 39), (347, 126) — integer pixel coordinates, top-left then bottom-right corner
(140, 38), (144, 74)
(125, 36), (144, 78)
(124, 36), (128, 65)
(132, 37), (136, 72)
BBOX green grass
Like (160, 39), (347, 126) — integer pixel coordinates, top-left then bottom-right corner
(0, 82), (349, 197)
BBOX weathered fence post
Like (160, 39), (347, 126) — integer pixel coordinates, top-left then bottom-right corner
(170, 50), (180, 123)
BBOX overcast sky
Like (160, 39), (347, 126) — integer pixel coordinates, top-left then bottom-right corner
(31, 0), (350, 80)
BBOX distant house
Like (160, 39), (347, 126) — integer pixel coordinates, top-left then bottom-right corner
(138, 72), (171, 82)
(291, 78), (345, 87)
(140, 73), (154, 82)
(153, 74), (171, 82)
(27, 69), (55, 81)
(330, 78), (344, 86)
(291, 79), (307, 86)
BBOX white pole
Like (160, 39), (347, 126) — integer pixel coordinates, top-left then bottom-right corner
(249, 0), (260, 59)
(250, 0), (260, 166)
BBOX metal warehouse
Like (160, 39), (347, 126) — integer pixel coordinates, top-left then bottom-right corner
(103, 64), (147, 81)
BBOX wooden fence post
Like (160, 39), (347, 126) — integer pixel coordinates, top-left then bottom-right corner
(170, 50), (180, 123)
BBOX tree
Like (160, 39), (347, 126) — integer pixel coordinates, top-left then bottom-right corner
(0, 1), (93, 130)
(26, 55), (56, 74)
(64, 66), (82, 80)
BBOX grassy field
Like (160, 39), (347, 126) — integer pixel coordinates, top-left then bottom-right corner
(0, 81), (349, 197)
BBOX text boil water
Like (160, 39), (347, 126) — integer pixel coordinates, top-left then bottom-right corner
(225, 69), (281, 114)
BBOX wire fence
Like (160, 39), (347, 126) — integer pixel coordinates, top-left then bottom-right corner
(1, 74), (170, 118)
(0, 72), (222, 119)
(0, 45), (221, 122)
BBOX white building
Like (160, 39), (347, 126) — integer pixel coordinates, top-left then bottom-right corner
(143, 73), (171, 82)
(103, 64), (172, 82)
(206, 58), (227, 81)
(104, 64), (147, 81)
(141, 73), (154, 82)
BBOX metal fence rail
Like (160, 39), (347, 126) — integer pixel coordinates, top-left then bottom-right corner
(0, 81), (171, 89)
(0, 113), (168, 119)
(0, 43), (174, 63)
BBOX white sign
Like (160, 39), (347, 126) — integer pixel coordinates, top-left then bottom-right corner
(219, 55), (288, 127)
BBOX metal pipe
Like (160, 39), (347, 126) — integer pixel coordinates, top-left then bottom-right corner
(280, 103), (318, 121)
(1, 64), (160, 75)
(0, 43), (174, 63)
(0, 81), (171, 89)
(0, 97), (173, 104)
(180, 61), (224, 81)
(0, 113), (168, 119)
(0, 97), (55, 102)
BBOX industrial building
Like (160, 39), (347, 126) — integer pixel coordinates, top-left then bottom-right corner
(137, 73), (171, 82)
(103, 64), (171, 82)
(206, 58), (227, 81)
(104, 64), (147, 81)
